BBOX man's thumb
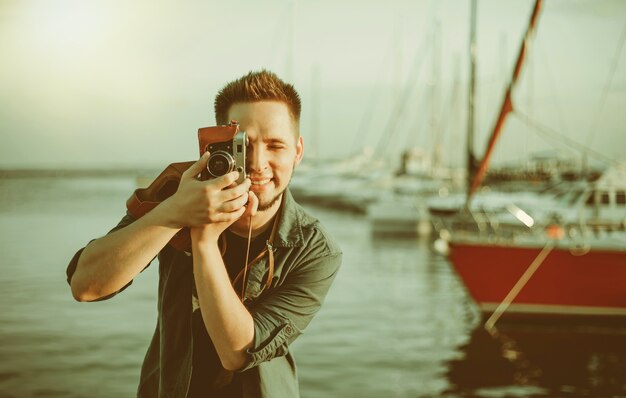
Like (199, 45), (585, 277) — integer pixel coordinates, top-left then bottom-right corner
(183, 151), (210, 180)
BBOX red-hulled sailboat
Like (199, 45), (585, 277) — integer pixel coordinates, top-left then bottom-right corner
(440, 0), (626, 320)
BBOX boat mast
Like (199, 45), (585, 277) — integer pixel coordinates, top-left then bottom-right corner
(466, 0), (543, 203)
(432, 22), (443, 177)
(310, 65), (321, 162)
(286, 0), (295, 81)
(466, 0), (478, 193)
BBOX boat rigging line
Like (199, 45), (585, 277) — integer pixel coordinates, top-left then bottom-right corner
(484, 239), (555, 336)
(585, 21), (626, 150)
(512, 108), (623, 167)
(350, 32), (397, 155)
(373, 29), (433, 160)
(536, 36), (570, 144)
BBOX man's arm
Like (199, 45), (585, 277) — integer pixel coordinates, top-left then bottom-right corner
(69, 203), (181, 302)
(192, 240), (255, 371)
(70, 153), (251, 302)
(186, 177), (258, 371)
(191, 219), (342, 372)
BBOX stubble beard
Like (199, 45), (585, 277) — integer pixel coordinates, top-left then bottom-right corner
(257, 190), (284, 212)
(255, 165), (295, 213)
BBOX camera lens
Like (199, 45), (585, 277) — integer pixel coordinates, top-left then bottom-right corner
(207, 151), (235, 178)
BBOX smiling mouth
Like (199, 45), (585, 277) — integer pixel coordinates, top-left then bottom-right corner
(250, 178), (272, 186)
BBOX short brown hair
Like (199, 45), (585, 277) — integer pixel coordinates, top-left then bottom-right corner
(214, 70), (301, 132)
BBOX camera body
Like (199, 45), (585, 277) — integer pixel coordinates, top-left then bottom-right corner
(198, 120), (247, 184)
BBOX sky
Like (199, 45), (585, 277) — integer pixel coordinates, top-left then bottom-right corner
(1, 0), (625, 169)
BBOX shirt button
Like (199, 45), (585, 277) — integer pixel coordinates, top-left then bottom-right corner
(285, 325), (293, 335)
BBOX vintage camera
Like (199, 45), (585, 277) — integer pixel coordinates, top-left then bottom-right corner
(198, 120), (248, 184)
(124, 121), (248, 253)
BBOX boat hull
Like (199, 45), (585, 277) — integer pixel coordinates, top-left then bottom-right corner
(449, 241), (626, 317)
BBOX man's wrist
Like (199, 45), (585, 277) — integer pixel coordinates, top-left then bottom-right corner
(150, 198), (184, 229)
(191, 235), (222, 261)
(191, 228), (221, 247)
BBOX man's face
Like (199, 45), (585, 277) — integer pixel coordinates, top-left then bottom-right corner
(227, 101), (303, 212)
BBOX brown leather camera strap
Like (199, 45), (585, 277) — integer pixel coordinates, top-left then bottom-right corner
(127, 161), (194, 217)
(231, 199), (282, 301)
(126, 161), (195, 252)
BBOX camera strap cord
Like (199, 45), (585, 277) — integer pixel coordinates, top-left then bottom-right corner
(220, 200), (282, 302)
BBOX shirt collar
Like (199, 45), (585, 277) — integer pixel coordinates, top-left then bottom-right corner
(273, 188), (305, 248)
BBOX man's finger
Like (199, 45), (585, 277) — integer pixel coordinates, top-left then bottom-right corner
(220, 192), (249, 213)
(219, 178), (251, 201)
(214, 206), (246, 223)
(242, 191), (258, 219)
(182, 152), (210, 180)
(212, 171), (240, 189)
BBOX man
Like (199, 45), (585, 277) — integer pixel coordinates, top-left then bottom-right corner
(66, 70), (342, 397)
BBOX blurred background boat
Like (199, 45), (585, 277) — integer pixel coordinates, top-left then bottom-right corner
(438, 164), (626, 318)
(433, 0), (626, 321)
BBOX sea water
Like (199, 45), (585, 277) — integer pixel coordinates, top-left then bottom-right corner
(0, 176), (624, 398)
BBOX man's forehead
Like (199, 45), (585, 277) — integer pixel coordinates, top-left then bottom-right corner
(227, 101), (298, 137)
(227, 101), (292, 119)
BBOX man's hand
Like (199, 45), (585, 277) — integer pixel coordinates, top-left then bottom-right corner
(160, 152), (258, 243)
(190, 187), (259, 245)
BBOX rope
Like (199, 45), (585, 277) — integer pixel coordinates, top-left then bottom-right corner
(484, 239), (555, 335)
(373, 31), (433, 159)
(511, 109), (621, 166)
(537, 37), (570, 148)
(350, 33), (396, 152)
(585, 21), (626, 149)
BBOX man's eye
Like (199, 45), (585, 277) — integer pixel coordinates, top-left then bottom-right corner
(269, 145), (285, 150)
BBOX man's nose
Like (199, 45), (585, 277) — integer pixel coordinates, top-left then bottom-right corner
(247, 145), (268, 172)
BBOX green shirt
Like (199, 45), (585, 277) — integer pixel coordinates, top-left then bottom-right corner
(66, 189), (342, 398)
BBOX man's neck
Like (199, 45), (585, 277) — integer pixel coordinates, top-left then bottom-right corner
(228, 194), (283, 239)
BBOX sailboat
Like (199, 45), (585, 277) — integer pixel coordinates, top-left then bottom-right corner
(449, 165), (626, 317)
(441, 0), (626, 319)
(366, 24), (465, 237)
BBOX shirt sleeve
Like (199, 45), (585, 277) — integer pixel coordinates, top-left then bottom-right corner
(237, 250), (342, 372)
(65, 212), (153, 301)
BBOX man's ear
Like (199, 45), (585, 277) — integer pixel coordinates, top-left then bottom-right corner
(294, 136), (304, 166)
